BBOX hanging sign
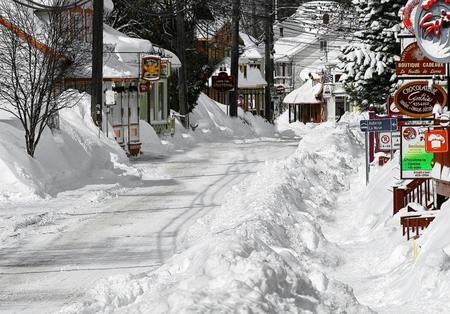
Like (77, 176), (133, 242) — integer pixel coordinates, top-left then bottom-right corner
(139, 83), (149, 93)
(401, 125), (434, 179)
(424, 128), (449, 153)
(414, 0), (450, 63)
(395, 42), (445, 75)
(212, 71), (235, 92)
(387, 96), (400, 115)
(393, 81), (447, 117)
(402, 0), (420, 34)
(161, 58), (171, 78)
(142, 56), (161, 81)
(105, 90), (115, 105)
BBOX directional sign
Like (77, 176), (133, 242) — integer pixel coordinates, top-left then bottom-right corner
(360, 118), (398, 132)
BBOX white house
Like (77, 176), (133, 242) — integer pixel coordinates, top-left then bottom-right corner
(272, 1), (358, 123)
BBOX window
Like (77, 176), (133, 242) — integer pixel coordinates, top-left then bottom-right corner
(320, 40), (328, 52)
(70, 8), (83, 40)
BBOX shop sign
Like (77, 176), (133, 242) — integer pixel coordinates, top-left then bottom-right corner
(161, 58), (171, 78)
(139, 83), (149, 93)
(401, 125), (433, 179)
(142, 56), (161, 81)
(402, 0), (420, 34)
(387, 96), (400, 115)
(395, 42), (445, 75)
(393, 81), (447, 117)
(276, 85), (285, 94)
(424, 128), (449, 153)
(212, 72), (235, 92)
(415, 0), (450, 63)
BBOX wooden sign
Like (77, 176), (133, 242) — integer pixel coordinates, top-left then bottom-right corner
(212, 72), (235, 92)
(396, 42), (445, 75)
(393, 81), (447, 117)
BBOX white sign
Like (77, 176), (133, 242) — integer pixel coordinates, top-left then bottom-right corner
(415, 1), (450, 63)
(105, 90), (115, 106)
(378, 132), (401, 150)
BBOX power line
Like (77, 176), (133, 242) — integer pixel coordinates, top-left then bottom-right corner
(10, 0), (91, 10)
(114, 0), (191, 18)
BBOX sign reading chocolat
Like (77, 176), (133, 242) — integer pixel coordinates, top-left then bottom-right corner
(415, 0), (450, 63)
(393, 81), (447, 117)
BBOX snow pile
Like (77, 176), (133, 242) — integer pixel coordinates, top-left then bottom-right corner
(58, 114), (376, 313)
(0, 91), (128, 200)
(140, 92), (278, 157)
(2, 89), (450, 313)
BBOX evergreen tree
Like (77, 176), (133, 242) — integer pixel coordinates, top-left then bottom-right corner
(338, 0), (402, 112)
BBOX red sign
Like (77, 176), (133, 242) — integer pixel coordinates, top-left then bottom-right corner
(425, 128), (449, 153)
(415, 1), (450, 63)
(393, 81), (447, 117)
(387, 96), (400, 115)
(402, 0), (420, 34)
(395, 42), (445, 75)
(212, 72), (235, 92)
(139, 83), (148, 93)
(276, 85), (285, 94)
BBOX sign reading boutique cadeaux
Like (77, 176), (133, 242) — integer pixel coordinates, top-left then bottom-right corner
(415, 0), (450, 63)
(395, 42), (445, 75)
(393, 81), (447, 117)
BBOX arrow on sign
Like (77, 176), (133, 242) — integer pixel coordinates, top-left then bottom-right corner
(360, 118), (398, 132)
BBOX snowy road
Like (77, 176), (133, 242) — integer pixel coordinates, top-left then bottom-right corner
(0, 139), (298, 314)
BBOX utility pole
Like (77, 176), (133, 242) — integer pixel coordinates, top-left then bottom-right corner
(229, 0), (240, 117)
(264, 0), (273, 123)
(176, 0), (188, 122)
(92, 0), (103, 128)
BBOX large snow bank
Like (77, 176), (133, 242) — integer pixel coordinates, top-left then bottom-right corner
(0, 91), (129, 200)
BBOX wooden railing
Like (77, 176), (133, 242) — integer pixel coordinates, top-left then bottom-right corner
(401, 214), (437, 240)
(393, 178), (434, 216)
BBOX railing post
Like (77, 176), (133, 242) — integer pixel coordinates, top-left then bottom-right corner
(393, 186), (405, 215)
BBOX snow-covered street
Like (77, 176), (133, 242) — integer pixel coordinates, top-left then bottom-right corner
(0, 139), (298, 313)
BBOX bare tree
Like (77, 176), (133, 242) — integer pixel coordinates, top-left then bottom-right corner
(0, 0), (90, 157)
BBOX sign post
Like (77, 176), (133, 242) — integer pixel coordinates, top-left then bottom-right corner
(360, 118), (398, 184)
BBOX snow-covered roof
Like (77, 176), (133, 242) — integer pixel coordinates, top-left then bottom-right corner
(239, 33), (262, 62)
(210, 57), (267, 89)
(273, 35), (317, 62)
(102, 24), (181, 78)
(239, 66), (267, 88)
(282, 80), (323, 104)
(274, 1), (358, 39)
(298, 46), (343, 80)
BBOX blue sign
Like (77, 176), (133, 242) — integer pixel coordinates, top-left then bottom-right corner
(360, 118), (398, 132)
